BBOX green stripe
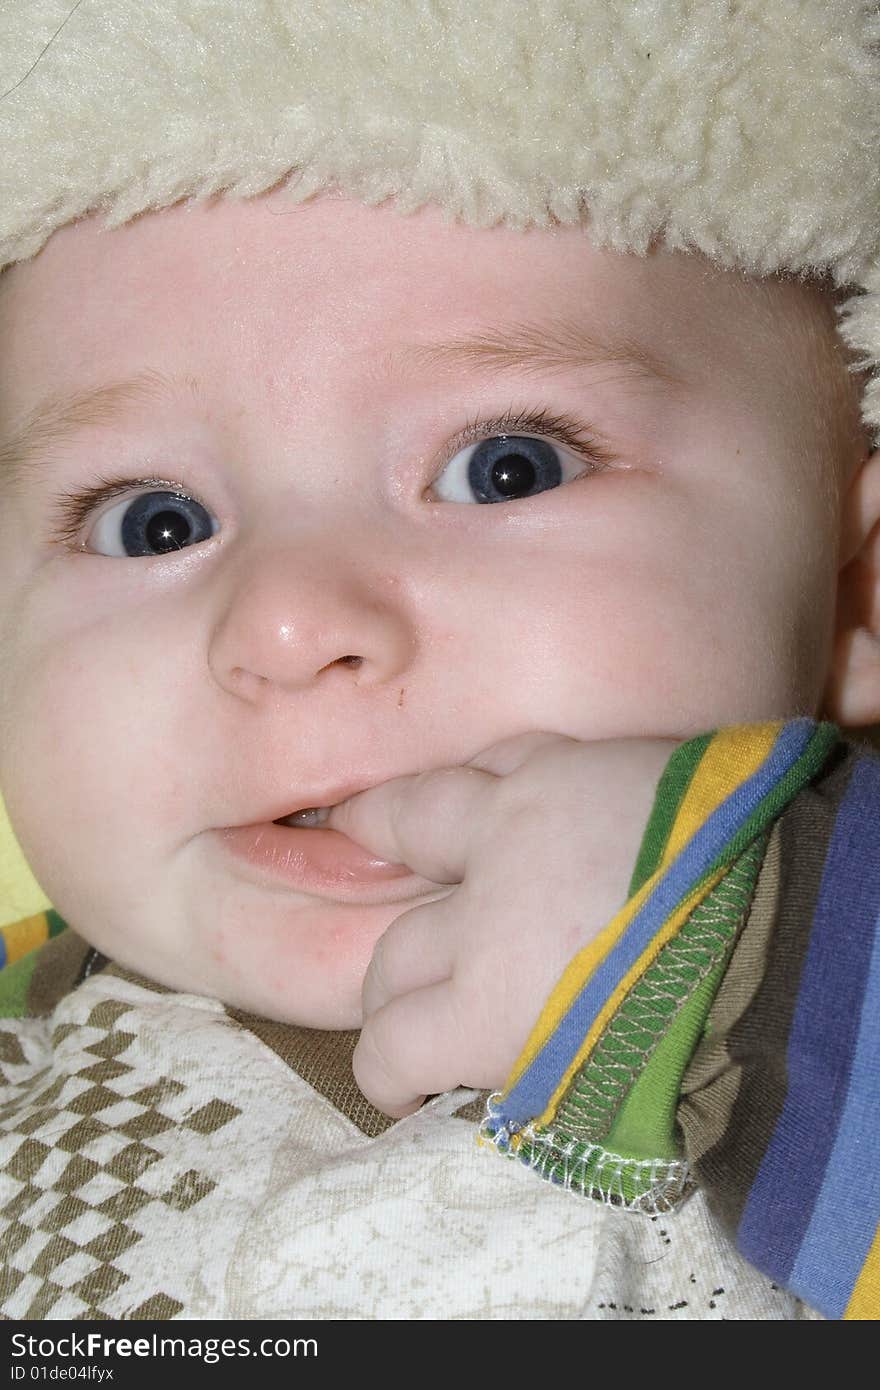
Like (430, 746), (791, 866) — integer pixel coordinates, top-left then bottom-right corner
(627, 732), (714, 896)
(0, 949), (42, 1019)
(46, 909), (68, 939)
(604, 954), (732, 1162)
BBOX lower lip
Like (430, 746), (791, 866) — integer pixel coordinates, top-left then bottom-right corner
(216, 821), (423, 901)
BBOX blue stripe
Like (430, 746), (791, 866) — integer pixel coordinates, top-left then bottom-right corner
(501, 721), (816, 1127)
(0, 930), (6, 971)
(738, 755), (880, 1304)
(791, 904), (880, 1316)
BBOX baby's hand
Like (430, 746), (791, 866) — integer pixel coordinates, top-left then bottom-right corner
(327, 733), (678, 1118)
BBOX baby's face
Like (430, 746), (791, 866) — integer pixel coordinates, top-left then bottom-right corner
(0, 193), (865, 1025)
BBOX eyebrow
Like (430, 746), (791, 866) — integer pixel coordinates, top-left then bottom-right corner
(0, 369), (204, 493)
(395, 316), (690, 391)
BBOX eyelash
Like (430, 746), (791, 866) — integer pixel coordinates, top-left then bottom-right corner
(46, 405), (616, 549)
(436, 406), (615, 486)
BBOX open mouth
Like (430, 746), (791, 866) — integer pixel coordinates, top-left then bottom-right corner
(273, 806), (333, 828)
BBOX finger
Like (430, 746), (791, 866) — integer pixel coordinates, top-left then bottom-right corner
(464, 731), (573, 777)
(326, 765), (495, 882)
(354, 980), (477, 1118)
(362, 896), (456, 1017)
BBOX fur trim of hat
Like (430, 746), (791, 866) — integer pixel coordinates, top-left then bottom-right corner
(1, 0), (879, 443)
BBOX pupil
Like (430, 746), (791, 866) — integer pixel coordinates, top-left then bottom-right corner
(491, 455), (536, 496)
(146, 509), (191, 553)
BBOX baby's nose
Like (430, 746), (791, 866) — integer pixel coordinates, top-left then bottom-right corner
(207, 541), (417, 702)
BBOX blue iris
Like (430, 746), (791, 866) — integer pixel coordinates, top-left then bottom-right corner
(120, 491), (214, 557)
(467, 435), (562, 503)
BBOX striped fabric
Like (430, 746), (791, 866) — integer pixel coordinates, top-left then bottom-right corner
(0, 907), (66, 970)
(722, 748), (880, 1319)
(481, 720), (880, 1321)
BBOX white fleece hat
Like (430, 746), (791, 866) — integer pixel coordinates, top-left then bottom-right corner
(1, 0), (879, 444)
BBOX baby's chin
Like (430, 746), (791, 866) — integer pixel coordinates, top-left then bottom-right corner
(199, 902), (398, 1029)
(118, 942), (369, 1031)
(205, 961), (367, 1032)
(89, 942), (366, 1030)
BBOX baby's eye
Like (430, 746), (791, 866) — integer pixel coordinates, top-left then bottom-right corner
(431, 433), (591, 504)
(88, 489), (217, 558)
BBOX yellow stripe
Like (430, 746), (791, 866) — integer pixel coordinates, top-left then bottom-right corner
(503, 723), (783, 1120)
(2, 911), (50, 966)
(664, 724), (781, 862)
(844, 1223), (880, 1319)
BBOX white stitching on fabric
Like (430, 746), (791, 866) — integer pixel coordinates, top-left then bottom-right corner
(479, 1094), (690, 1214)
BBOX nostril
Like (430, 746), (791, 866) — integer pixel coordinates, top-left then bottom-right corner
(338, 655), (363, 669)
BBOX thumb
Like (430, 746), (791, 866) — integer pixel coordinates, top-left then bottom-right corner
(326, 765), (495, 882)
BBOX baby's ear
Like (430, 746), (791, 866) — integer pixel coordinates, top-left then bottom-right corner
(823, 448), (880, 727)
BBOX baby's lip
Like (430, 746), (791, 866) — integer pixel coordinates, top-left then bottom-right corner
(232, 776), (394, 829)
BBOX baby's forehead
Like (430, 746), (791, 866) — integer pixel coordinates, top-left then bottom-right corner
(0, 190), (805, 321)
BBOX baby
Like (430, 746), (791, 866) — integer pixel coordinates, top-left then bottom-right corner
(0, 0), (878, 1322)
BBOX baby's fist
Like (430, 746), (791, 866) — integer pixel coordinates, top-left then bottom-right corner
(328, 733), (678, 1116)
